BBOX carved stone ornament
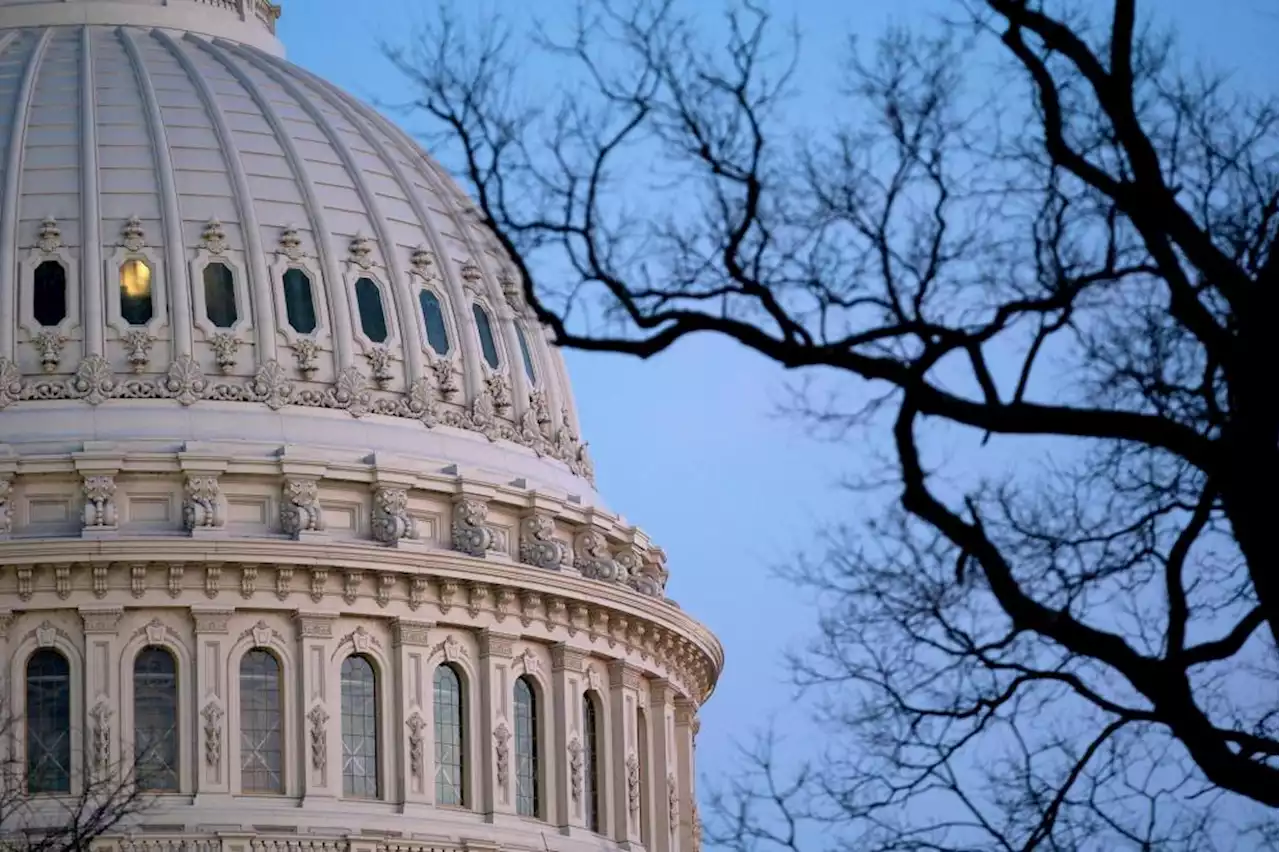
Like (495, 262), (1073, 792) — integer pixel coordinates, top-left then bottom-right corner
(371, 486), (417, 545)
(33, 328), (67, 373)
(143, 617), (167, 645)
(342, 625), (377, 654)
(667, 772), (679, 828)
(459, 259), (483, 292)
(37, 216), (62, 253)
(348, 233), (375, 269)
(434, 634), (468, 663)
(122, 328), (155, 373)
(518, 514), (567, 569)
(17, 566), (33, 600)
(290, 338), (320, 378)
(34, 620), (58, 647)
(406, 712), (427, 778)
(201, 218), (229, 255)
(280, 478), (323, 537)
(568, 735), (584, 803)
(201, 701), (224, 767)
(120, 215), (146, 251)
(486, 371), (512, 413)
(183, 476), (224, 530)
(0, 477), (11, 536)
(410, 245), (438, 278)
(82, 475), (118, 529)
(90, 700), (112, 773)
(515, 647), (541, 677)
(343, 571), (362, 605)
(278, 224), (304, 261)
(367, 346), (395, 387)
(626, 751), (641, 816)
(208, 332), (242, 374)
(307, 705), (329, 770)
(451, 498), (495, 557)
(430, 356), (459, 397)
(575, 529), (623, 582)
(494, 720), (512, 790)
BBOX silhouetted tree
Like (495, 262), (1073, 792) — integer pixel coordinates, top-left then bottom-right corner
(386, 0), (1277, 848)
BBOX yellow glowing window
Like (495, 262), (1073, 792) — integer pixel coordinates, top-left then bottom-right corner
(120, 259), (153, 326)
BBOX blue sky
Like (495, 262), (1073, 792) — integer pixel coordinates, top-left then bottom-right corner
(278, 0), (1277, 811)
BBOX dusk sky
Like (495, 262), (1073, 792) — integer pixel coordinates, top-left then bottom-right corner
(278, 0), (1277, 808)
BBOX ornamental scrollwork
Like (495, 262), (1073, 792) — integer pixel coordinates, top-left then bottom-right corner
(307, 705), (329, 770)
(82, 475), (118, 530)
(201, 701), (224, 767)
(89, 700), (112, 774)
(406, 712), (426, 779)
(575, 529), (624, 582)
(281, 478), (323, 538)
(568, 735), (584, 804)
(183, 476), (224, 530)
(451, 498), (495, 557)
(493, 720), (512, 791)
(371, 486), (417, 545)
(519, 514), (567, 569)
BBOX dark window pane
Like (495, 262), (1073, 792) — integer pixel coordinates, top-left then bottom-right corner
(418, 290), (450, 355)
(33, 261), (67, 327)
(26, 650), (70, 794)
(355, 277), (388, 343)
(515, 325), (537, 384)
(134, 647), (179, 792)
(203, 263), (237, 328)
(283, 268), (317, 334)
(240, 649), (283, 794)
(584, 694), (601, 832)
(434, 664), (465, 806)
(341, 655), (379, 798)
(120, 259), (154, 326)
(515, 676), (539, 817)
(472, 304), (500, 368)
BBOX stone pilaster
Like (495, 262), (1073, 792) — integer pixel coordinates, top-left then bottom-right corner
(478, 628), (518, 820)
(674, 698), (698, 852)
(294, 610), (337, 804)
(551, 642), (587, 831)
(609, 660), (645, 846)
(80, 606), (124, 781)
(650, 679), (679, 852)
(188, 606), (231, 795)
(393, 617), (435, 807)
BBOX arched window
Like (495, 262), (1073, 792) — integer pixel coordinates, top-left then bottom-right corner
(239, 649), (283, 794)
(340, 655), (379, 798)
(418, 289), (450, 355)
(33, 260), (67, 327)
(434, 664), (465, 806)
(514, 676), (539, 817)
(119, 259), (154, 326)
(203, 262), (237, 328)
(134, 646), (179, 791)
(472, 304), (500, 368)
(282, 268), (318, 334)
(583, 693), (602, 832)
(515, 325), (537, 384)
(26, 649), (71, 794)
(355, 277), (389, 343)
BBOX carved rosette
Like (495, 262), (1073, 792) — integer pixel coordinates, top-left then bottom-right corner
(518, 514), (566, 569)
(183, 476), (224, 530)
(371, 486), (417, 545)
(281, 478), (324, 538)
(451, 498), (495, 557)
(82, 475), (118, 530)
(307, 705), (329, 770)
(201, 701), (225, 767)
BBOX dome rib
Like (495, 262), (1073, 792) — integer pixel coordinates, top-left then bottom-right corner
(153, 27), (278, 363)
(119, 26), (193, 358)
(0, 28), (50, 359)
(226, 40), (426, 387)
(191, 33), (357, 370)
(80, 25), (105, 357)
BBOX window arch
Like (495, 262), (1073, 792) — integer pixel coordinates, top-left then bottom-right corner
(282, 268), (318, 334)
(203, 262), (238, 328)
(33, 260), (67, 327)
(26, 649), (71, 794)
(418, 289), (450, 355)
(472, 303), (500, 369)
(340, 655), (379, 798)
(239, 649), (283, 794)
(434, 664), (466, 806)
(583, 693), (602, 832)
(119, 259), (154, 326)
(355, 277), (389, 343)
(134, 646), (179, 791)
(514, 324), (537, 384)
(514, 676), (539, 817)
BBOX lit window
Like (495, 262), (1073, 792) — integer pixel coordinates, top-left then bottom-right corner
(434, 664), (466, 806)
(33, 261), (67, 327)
(418, 290), (450, 355)
(473, 304), (499, 368)
(282, 268), (317, 334)
(355, 277), (388, 343)
(341, 655), (379, 798)
(240, 649), (283, 794)
(515, 325), (537, 384)
(119, 259), (153, 326)
(203, 263), (237, 328)
(26, 649), (71, 794)
(515, 676), (539, 817)
(583, 693), (602, 832)
(134, 647), (179, 791)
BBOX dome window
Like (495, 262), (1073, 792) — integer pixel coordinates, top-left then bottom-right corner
(25, 649), (71, 794)
(119, 259), (154, 326)
(282, 268), (318, 334)
(472, 304), (500, 369)
(240, 649), (284, 794)
(515, 325), (537, 384)
(434, 663), (467, 807)
(134, 646), (179, 792)
(341, 655), (380, 799)
(33, 261), (67, 327)
(355, 277), (389, 343)
(418, 290), (450, 355)
(203, 263), (238, 328)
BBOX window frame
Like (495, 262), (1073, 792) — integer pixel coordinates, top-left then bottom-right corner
(106, 233), (167, 338)
(19, 233), (80, 352)
(269, 249), (330, 350)
(470, 300), (505, 371)
(416, 285), (455, 358)
(583, 691), (604, 833)
(340, 653), (381, 800)
(132, 645), (181, 793)
(24, 647), (73, 796)
(433, 662), (469, 808)
(513, 322), (540, 385)
(189, 240), (252, 339)
(238, 647), (286, 795)
(343, 267), (399, 354)
(514, 674), (542, 819)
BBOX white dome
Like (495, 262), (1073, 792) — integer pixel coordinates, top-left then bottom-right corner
(0, 0), (595, 497)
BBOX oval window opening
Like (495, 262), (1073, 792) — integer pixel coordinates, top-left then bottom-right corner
(473, 304), (500, 369)
(283, 268), (317, 334)
(120, 259), (154, 326)
(418, 290), (450, 355)
(515, 325), (537, 384)
(355, 277), (389, 343)
(203, 262), (237, 328)
(33, 260), (67, 327)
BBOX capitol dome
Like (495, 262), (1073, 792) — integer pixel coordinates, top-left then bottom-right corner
(0, 4), (721, 852)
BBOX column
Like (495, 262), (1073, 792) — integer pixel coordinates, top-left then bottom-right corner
(551, 643), (587, 831)
(479, 629), (518, 821)
(294, 610), (337, 806)
(80, 606), (124, 785)
(609, 661), (644, 847)
(393, 617), (435, 808)
(189, 606), (233, 797)
(674, 698), (698, 852)
(649, 679), (679, 852)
